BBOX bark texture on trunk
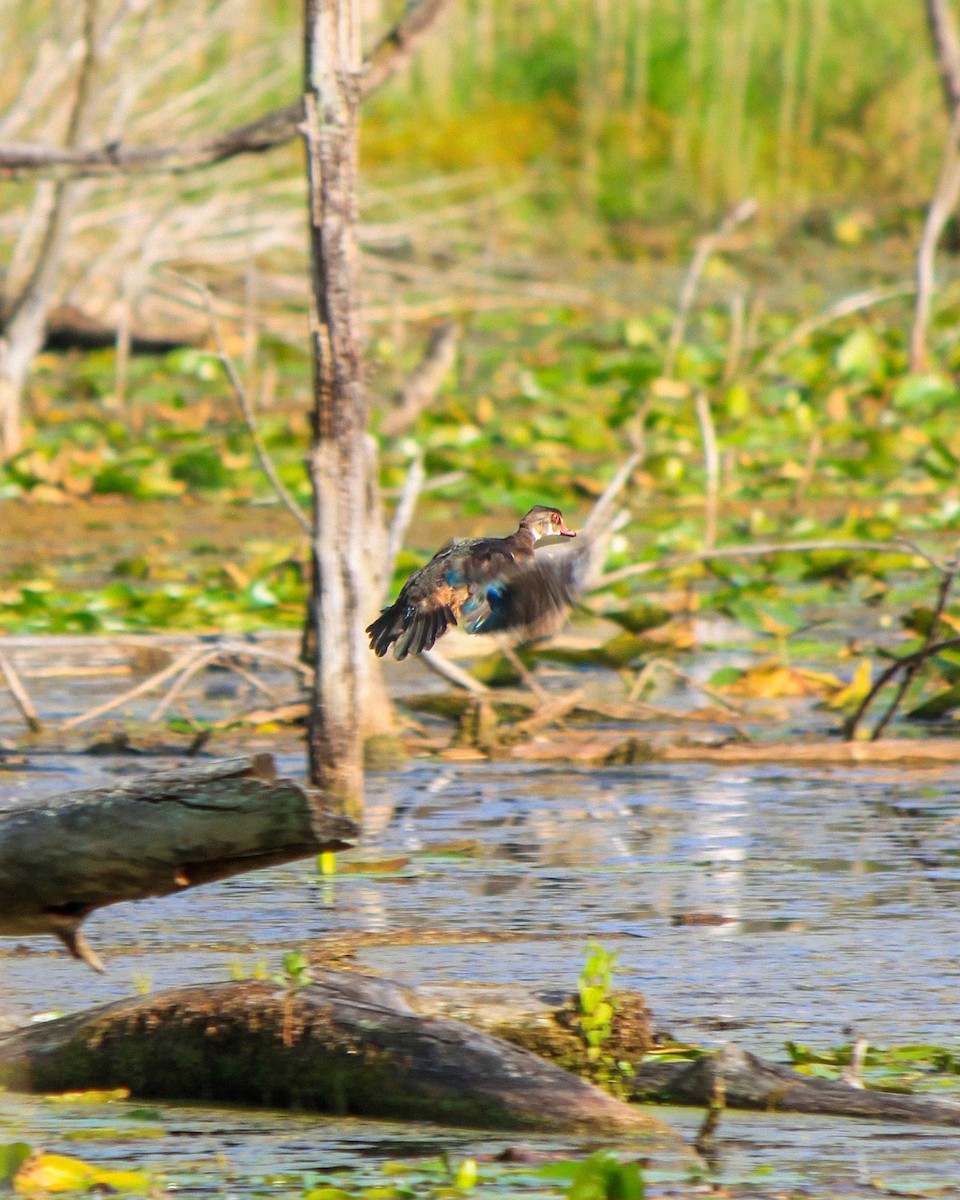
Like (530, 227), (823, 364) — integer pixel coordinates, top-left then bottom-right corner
(301, 0), (372, 812)
(0, 0), (100, 458)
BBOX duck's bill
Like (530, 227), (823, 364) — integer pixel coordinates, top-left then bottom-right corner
(558, 521), (576, 537)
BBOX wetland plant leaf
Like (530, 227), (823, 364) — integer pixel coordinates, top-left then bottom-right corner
(907, 685), (960, 720)
(170, 448), (230, 489)
(562, 1151), (644, 1200)
(604, 603), (672, 634)
(892, 373), (957, 413)
(0, 1145), (31, 1185)
(836, 328), (881, 379)
(825, 659), (872, 710)
(91, 464), (141, 496)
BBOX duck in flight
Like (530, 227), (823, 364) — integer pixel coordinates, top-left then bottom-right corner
(367, 505), (581, 660)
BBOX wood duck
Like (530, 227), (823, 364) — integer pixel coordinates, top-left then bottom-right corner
(367, 505), (579, 660)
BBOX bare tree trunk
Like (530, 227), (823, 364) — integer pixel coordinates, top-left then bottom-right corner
(911, 0), (960, 370)
(0, 0), (100, 459)
(302, 0), (377, 814)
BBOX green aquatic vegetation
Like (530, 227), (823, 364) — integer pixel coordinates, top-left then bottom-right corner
(537, 1151), (644, 1200)
(0, 1142), (31, 1186)
(272, 950), (313, 995)
(578, 943), (617, 1060)
(786, 1039), (960, 1095)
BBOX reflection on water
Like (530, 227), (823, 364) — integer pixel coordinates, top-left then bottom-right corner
(3, 752), (960, 1192)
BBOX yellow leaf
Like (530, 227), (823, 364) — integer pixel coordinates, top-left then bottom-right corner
(28, 485), (71, 505)
(455, 1158), (478, 1189)
(827, 659), (873, 710)
(728, 662), (841, 699)
(15, 1152), (149, 1193)
(43, 1089), (130, 1104)
(650, 377), (691, 399)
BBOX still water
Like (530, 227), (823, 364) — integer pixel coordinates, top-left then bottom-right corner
(2, 749), (960, 1194)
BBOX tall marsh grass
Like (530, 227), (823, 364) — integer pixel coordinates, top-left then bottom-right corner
(366, 0), (944, 234)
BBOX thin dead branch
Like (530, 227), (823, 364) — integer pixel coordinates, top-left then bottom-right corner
(362, 0), (452, 95)
(0, 0), (452, 181)
(754, 286), (914, 374)
(379, 322), (458, 437)
(172, 274), (311, 535)
(150, 647), (223, 721)
(61, 646), (202, 728)
(628, 656), (745, 715)
(664, 198), (757, 377)
(599, 539), (922, 588)
(61, 642), (311, 729)
(845, 544), (960, 741)
(384, 450), (426, 596)
(928, 0), (960, 116)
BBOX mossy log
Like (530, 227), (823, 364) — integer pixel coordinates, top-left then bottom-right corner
(0, 974), (674, 1137)
(634, 1044), (960, 1127)
(0, 754), (356, 972)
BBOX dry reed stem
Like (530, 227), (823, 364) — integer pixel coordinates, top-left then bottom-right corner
(664, 197), (757, 377)
(694, 392), (719, 550)
(0, 651), (42, 731)
(383, 450), (426, 600)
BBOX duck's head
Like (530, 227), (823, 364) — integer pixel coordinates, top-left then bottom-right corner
(519, 506), (577, 541)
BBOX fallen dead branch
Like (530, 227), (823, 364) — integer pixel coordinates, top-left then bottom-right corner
(0, 754), (355, 972)
(509, 731), (960, 767)
(634, 1043), (960, 1127)
(0, 975), (671, 1137)
(61, 640), (311, 729)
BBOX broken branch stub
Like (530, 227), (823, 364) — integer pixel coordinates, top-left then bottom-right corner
(0, 754), (356, 971)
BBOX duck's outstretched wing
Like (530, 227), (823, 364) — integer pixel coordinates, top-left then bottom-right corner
(366, 536), (583, 659)
(366, 537), (522, 660)
(460, 540), (588, 641)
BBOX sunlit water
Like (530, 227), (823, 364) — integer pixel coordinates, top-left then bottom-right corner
(3, 743), (960, 1193)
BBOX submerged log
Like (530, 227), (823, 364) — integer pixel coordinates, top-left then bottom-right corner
(634, 1043), (960, 1127)
(0, 975), (673, 1137)
(0, 754), (356, 972)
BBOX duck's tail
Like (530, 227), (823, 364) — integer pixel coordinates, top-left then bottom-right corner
(366, 603), (458, 660)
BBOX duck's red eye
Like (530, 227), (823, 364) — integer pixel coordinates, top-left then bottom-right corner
(552, 512), (560, 523)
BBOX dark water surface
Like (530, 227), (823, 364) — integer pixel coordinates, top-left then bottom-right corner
(3, 743), (960, 1194)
